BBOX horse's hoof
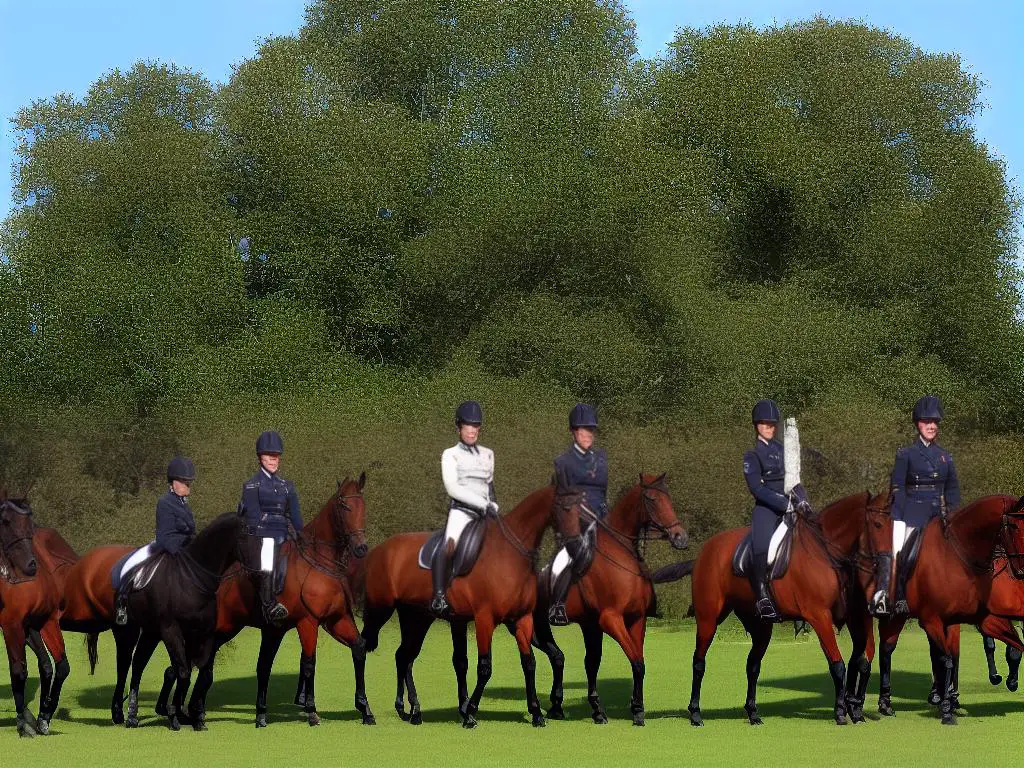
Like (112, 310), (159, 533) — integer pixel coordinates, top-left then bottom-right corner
(307, 712), (321, 727)
(255, 713), (267, 728)
(17, 716), (37, 738)
(461, 714), (478, 729)
(192, 720), (208, 732)
(850, 708), (865, 724)
(125, 715), (139, 729)
(633, 715), (646, 727)
(592, 712), (608, 725)
(410, 710), (422, 726)
(990, 673), (1003, 686)
(878, 699), (894, 717)
(532, 714), (546, 728)
(154, 702), (168, 717)
(395, 703), (408, 721)
(111, 709), (125, 725)
(749, 716), (764, 726)
(1008, 678), (1019, 693)
(835, 713), (848, 726)
(36, 717), (50, 736)
(941, 712), (956, 726)
(361, 714), (376, 726)
(950, 695), (961, 711)
(927, 690), (941, 706)
(547, 706), (565, 720)
(169, 716), (181, 732)
(689, 709), (704, 727)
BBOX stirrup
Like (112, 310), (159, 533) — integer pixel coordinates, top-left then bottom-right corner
(756, 597), (779, 622)
(115, 604), (129, 626)
(264, 601), (288, 625)
(871, 590), (890, 616)
(894, 599), (909, 615)
(430, 593), (451, 618)
(548, 603), (570, 627)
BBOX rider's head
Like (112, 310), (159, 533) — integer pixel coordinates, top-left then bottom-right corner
(569, 404), (598, 450)
(167, 456), (196, 497)
(751, 400), (780, 441)
(455, 401), (483, 446)
(912, 396), (943, 443)
(256, 431), (284, 474)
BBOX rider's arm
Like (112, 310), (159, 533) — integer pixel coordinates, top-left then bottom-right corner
(743, 450), (789, 513)
(442, 449), (489, 512)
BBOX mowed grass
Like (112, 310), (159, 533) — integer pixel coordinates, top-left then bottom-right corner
(1, 618), (1022, 767)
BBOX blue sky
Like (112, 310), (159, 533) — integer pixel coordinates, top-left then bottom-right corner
(1, 0), (1021, 228)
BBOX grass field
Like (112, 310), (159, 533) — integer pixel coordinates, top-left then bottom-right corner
(1, 618), (1021, 766)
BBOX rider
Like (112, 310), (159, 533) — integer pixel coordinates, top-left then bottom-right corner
(115, 456), (197, 626)
(547, 403), (608, 627)
(238, 431), (303, 625)
(430, 400), (498, 617)
(743, 400), (810, 622)
(887, 395), (960, 614)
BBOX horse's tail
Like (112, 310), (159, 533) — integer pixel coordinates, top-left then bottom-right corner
(651, 559), (695, 584)
(86, 633), (99, 675)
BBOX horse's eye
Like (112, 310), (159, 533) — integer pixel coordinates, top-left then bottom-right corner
(874, 522), (881, 529)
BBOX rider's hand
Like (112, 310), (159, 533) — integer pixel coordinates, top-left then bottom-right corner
(486, 501), (500, 517)
(795, 499), (813, 515)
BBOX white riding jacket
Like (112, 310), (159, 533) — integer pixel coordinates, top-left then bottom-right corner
(441, 442), (495, 514)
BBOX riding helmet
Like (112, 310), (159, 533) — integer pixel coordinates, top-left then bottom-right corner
(569, 403), (598, 430)
(256, 430), (285, 456)
(912, 395), (944, 423)
(167, 455), (197, 483)
(751, 399), (781, 424)
(455, 401), (483, 427)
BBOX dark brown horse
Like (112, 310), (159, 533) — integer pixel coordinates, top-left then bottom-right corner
(528, 474), (687, 725)
(656, 492), (878, 725)
(859, 495), (1024, 723)
(0, 495), (69, 737)
(153, 475), (373, 727)
(360, 485), (582, 728)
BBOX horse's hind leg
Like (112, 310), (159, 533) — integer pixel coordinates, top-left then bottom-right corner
(845, 603), (874, 723)
(461, 613), (497, 728)
(125, 631), (160, 729)
(362, 602), (394, 653)
(111, 625), (140, 724)
(581, 620), (607, 725)
(979, 615), (1024, 693)
(186, 635), (217, 731)
(530, 608), (566, 718)
(292, 620), (321, 726)
(395, 606), (431, 725)
(36, 618), (69, 735)
(688, 607), (723, 727)
(254, 628), (286, 728)
(452, 619), (471, 711)
(983, 633), (1002, 685)
(26, 630), (52, 720)
(737, 616), (772, 726)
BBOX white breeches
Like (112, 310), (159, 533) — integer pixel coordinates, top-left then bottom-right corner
(444, 508), (475, 546)
(260, 537), (276, 573)
(767, 520), (789, 565)
(892, 521), (914, 554)
(121, 543), (155, 578)
(551, 547), (572, 579)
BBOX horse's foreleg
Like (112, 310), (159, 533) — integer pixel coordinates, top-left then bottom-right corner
(581, 620), (607, 725)
(983, 633), (1001, 685)
(512, 614), (545, 727)
(4, 623), (35, 737)
(462, 613), (496, 729)
(877, 616), (906, 716)
(979, 615), (1024, 693)
(254, 628), (286, 728)
(125, 631), (160, 729)
(806, 610), (847, 725)
(845, 604), (874, 723)
(529, 606), (566, 718)
(626, 616), (649, 726)
(738, 617), (772, 726)
(920, 619), (958, 725)
(186, 636), (217, 731)
(293, 620), (320, 726)
(323, 612), (376, 726)
(451, 619), (470, 711)
(158, 626), (189, 732)
(688, 604), (723, 727)
(26, 630), (52, 721)
(36, 618), (69, 735)
(111, 625), (140, 724)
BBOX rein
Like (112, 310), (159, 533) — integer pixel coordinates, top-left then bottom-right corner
(290, 493), (364, 580)
(589, 479), (679, 579)
(0, 500), (37, 584)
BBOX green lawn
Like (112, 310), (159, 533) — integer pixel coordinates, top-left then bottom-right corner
(1, 618), (1020, 766)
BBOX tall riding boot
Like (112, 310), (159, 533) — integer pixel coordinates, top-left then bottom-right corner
(893, 550), (911, 615)
(260, 573), (288, 625)
(548, 566), (573, 627)
(751, 552), (778, 622)
(870, 551), (893, 616)
(430, 542), (452, 617)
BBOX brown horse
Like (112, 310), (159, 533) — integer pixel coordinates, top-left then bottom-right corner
(0, 495), (69, 737)
(656, 492), (878, 726)
(360, 484), (582, 728)
(859, 495), (1024, 723)
(528, 474), (687, 725)
(152, 474), (373, 727)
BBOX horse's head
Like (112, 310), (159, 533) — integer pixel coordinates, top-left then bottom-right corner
(331, 472), (369, 559)
(858, 490), (893, 614)
(999, 495), (1024, 579)
(0, 492), (37, 579)
(552, 487), (584, 540)
(637, 473), (688, 550)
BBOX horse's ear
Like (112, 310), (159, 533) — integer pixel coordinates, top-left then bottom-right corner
(337, 479), (342, 491)
(358, 471), (366, 490)
(656, 472), (667, 483)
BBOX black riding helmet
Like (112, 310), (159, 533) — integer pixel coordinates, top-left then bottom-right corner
(167, 456), (196, 483)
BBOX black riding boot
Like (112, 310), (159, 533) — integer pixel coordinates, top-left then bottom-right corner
(870, 552), (893, 616)
(893, 549), (911, 615)
(430, 542), (452, 618)
(548, 565), (573, 627)
(260, 573), (288, 625)
(751, 552), (778, 622)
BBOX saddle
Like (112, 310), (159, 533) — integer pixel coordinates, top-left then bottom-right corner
(539, 527), (597, 606)
(418, 516), (488, 578)
(110, 548), (166, 593)
(733, 513), (795, 580)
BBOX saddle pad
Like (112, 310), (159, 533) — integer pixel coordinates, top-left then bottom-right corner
(418, 516), (487, 578)
(110, 548), (165, 592)
(732, 524), (794, 581)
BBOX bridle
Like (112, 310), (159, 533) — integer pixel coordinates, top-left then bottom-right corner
(996, 497), (1024, 579)
(292, 491), (366, 580)
(0, 499), (36, 584)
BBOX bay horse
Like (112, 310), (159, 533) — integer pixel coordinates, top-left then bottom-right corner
(858, 494), (1024, 723)
(153, 475), (373, 727)
(360, 484), (583, 728)
(655, 492), (877, 725)
(0, 494), (70, 737)
(64, 512), (252, 730)
(528, 474), (687, 725)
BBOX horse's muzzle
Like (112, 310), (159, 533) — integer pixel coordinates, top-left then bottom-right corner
(670, 532), (689, 551)
(353, 542), (369, 559)
(24, 558), (37, 576)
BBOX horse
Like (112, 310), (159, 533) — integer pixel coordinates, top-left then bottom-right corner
(153, 474), (374, 727)
(528, 473), (687, 725)
(0, 494), (70, 737)
(655, 492), (878, 726)
(360, 484), (583, 728)
(858, 494), (1024, 723)
(64, 512), (252, 730)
